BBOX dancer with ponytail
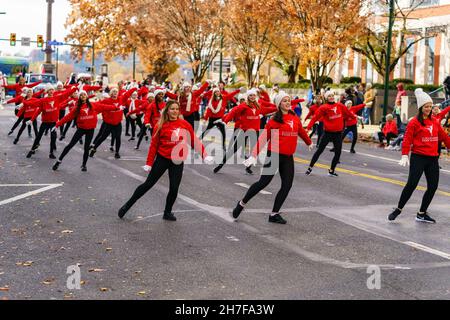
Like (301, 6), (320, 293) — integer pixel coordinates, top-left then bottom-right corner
(12, 89), (40, 144)
(52, 91), (124, 172)
(388, 89), (450, 223)
(118, 100), (214, 221)
(231, 92), (313, 224)
(7, 88), (44, 137)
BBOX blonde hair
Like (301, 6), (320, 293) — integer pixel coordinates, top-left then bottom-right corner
(155, 100), (181, 136)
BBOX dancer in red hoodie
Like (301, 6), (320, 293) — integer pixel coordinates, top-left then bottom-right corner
(7, 88), (44, 137)
(89, 87), (136, 159)
(52, 91), (124, 172)
(26, 85), (76, 159)
(1, 76), (42, 97)
(201, 87), (240, 152)
(388, 89), (450, 223)
(12, 89), (41, 144)
(305, 91), (356, 177)
(118, 100), (214, 221)
(231, 92), (313, 224)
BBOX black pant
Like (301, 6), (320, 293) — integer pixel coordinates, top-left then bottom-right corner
(31, 122), (57, 153)
(378, 132), (397, 145)
(10, 114), (32, 136)
(59, 109), (66, 135)
(136, 126), (151, 149)
(59, 128), (94, 167)
(309, 131), (342, 171)
(184, 112), (199, 131)
(309, 122), (324, 144)
(63, 119), (76, 136)
(93, 123), (122, 153)
(124, 108), (131, 135)
(397, 154), (440, 213)
(342, 125), (358, 151)
(242, 152), (295, 213)
(200, 117), (226, 151)
(122, 155), (184, 214)
(93, 121), (107, 146)
(16, 118), (38, 141)
(220, 129), (259, 166)
(129, 115), (143, 138)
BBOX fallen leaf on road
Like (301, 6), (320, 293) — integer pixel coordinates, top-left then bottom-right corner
(16, 261), (33, 267)
(137, 291), (146, 296)
(88, 268), (105, 272)
(80, 280), (86, 285)
(61, 230), (73, 234)
(100, 288), (109, 292)
(0, 286), (9, 292)
(42, 278), (55, 285)
(105, 248), (112, 252)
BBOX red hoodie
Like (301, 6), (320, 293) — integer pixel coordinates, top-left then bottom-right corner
(31, 88), (76, 122)
(56, 102), (119, 130)
(146, 118), (207, 166)
(4, 81), (42, 97)
(435, 106), (450, 121)
(17, 98), (41, 119)
(382, 120), (398, 136)
(395, 83), (407, 106)
(304, 104), (320, 122)
(344, 103), (366, 127)
(222, 101), (277, 132)
(165, 82), (209, 117)
(402, 117), (450, 156)
(306, 103), (355, 132)
(145, 101), (166, 128)
(252, 113), (312, 157)
(203, 89), (240, 120)
(100, 88), (136, 125)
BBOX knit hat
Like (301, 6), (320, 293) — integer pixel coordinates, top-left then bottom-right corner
(274, 91), (291, 108)
(212, 87), (220, 94)
(45, 83), (55, 91)
(56, 81), (64, 88)
(345, 100), (353, 107)
(78, 90), (88, 97)
(154, 89), (165, 97)
(258, 84), (266, 91)
(147, 92), (155, 98)
(182, 82), (191, 88)
(247, 88), (258, 96)
(324, 91), (334, 100)
(415, 88), (433, 109)
(238, 93), (247, 101)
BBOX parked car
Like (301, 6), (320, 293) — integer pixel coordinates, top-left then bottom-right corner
(25, 73), (57, 92)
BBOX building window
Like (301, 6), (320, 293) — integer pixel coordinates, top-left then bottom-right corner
(405, 38), (415, 80)
(366, 60), (373, 84)
(426, 37), (435, 85)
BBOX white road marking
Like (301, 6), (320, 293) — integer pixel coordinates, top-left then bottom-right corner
(131, 209), (200, 222)
(403, 241), (450, 260)
(106, 156), (146, 161)
(186, 167), (211, 181)
(235, 183), (272, 195)
(0, 183), (63, 206)
(226, 236), (240, 242)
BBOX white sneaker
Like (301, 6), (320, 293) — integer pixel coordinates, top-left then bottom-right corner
(385, 145), (393, 150)
(394, 146), (401, 151)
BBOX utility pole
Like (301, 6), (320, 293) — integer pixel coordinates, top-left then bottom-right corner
(91, 40), (95, 75)
(133, 48), (136, 80)
(219, 25), (224, 82)
(44, 0), (55, 74)
(382, 0), (395, 120)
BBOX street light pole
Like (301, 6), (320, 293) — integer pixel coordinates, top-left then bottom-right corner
(45, 0), (54, 66)
(382, 0), (395, 120)
(219, 30), (223, 83)
(133, 48), (136, 80)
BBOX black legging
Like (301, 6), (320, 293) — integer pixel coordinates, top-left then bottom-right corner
(184, 112), (200, 131)
(201, 117), (226, 151)
(122, 154), (184, 214)
(129, 115), (143, 138)
(62, 119), (76, 136)
(220, 129), (259, 166)
(397, 153), (439, 213)
(242, 152), (294, 213)
(10, 114), (32, 136)
(378, 132), (398, 145)
(15, 118), (38, 142)
(136, 126), (152, 149)
(58, 128), (94, 167)
(124, 108), (131, 135)
(58, 109), (66, 136)
(309, 121), (324, 145)
(93, 121), (107, 146)
(93, 123), (122, 153)
(31, 122), (57, 153)
(342, 125), (358, 151)
(309, 131), (343, 171)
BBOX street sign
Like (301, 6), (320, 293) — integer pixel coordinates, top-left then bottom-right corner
(47, 40), (64, 46)
(21, 37), (30, 46)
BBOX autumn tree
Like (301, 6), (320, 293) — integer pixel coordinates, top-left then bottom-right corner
(272, 0), (369, 92)
(223, 0), (279, 87)
(352, 0), (438, 81)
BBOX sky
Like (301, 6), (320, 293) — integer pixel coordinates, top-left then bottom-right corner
(0, 0), (71, 56)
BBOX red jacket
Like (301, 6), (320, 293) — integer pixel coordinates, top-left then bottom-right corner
(146, 118), (207, 166)
(203, 89), (240, 120)
(259, 91), (271, 102)
(17, 98), (41, 119)
(145, 101), (166, 128)
(345, 103), (366, 127)
(402, 117), (450, 156)
(100, 88), (136, 125)
(306, 103), (355, 132)
(222, 101), (277, 132)
(31, 88), (76, 122)
(165, 82), (208, 117)
(382, 120), (398, 136)
(56, 102), (119, 130)
(4, 81), (42, 97)
(253, 113), (312, 157)
(436, 106), (450, 121)
(304, 104), (320, 121)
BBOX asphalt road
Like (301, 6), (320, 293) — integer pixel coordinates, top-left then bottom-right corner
(0, 105), (450, 300)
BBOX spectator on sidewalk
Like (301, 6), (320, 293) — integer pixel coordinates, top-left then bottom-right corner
(363, 83), (375, 125)
(377, 114), (398, 148)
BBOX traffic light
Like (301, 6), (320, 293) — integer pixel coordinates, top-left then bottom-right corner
(10, 33), (16, 46)
(37, 35), (44, 48)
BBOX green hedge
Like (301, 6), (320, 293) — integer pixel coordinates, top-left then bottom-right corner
(341, 76), (362, 84)
(391, 78), (414, 85)
(372, 83), (441, 92)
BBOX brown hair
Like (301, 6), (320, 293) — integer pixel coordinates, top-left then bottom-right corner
(155, 100), (180, 136)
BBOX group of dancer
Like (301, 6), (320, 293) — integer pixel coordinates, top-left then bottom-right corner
(2, 77), (450, 224)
